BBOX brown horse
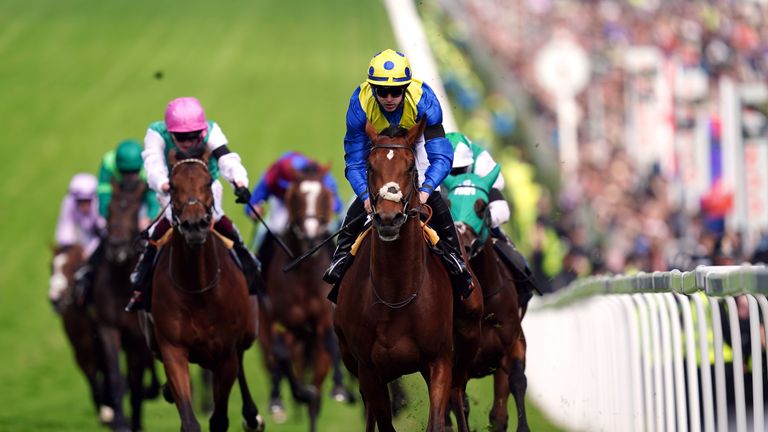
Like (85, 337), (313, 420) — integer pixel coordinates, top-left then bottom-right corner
(145, 151), (263, 432)
(258, 166), (337, 431)
(334, 120), (480, 432)
(92, 173), (160, 431)
(49, 244), (113, 424)
(444, 170), (529, 432)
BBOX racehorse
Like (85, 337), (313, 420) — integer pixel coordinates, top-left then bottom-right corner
(444, 168), (530, 432)
(92, 173), (160, 431)
(334, 120), (481, 432)
(49, 244), (113, 424)
(145, 150), (263, 432)
(257, 166), (337, 431)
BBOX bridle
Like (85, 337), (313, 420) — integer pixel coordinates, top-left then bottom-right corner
(169, 158), (213, 228)
(366, 143), (422, 222)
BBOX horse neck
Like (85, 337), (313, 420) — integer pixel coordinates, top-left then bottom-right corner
(370, 215), (424, 290)
(472, 238), (504, 293)
(170, 231), (220, 292)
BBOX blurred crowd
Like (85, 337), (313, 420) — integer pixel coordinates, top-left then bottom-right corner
(432, 0), (768, 292)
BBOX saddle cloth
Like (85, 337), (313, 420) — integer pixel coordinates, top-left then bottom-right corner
(350, 222), (439, 256)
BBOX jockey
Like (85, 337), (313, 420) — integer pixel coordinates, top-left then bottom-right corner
(447, 131), (539, 300)
(55, 173), (104, 259)
(74, 140), (163, 300)
(97, 139), (160, 225)
(125, 97), (261, 312)
(246, 151), (343, 270)
(321, 49), (473, 300)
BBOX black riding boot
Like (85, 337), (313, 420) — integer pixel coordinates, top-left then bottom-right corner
(323, 198), (367, 303)
(427, 192), (474, 299)
(215, 216), (265, 297)
(126, 218), (171, 312)
(491, 227), (541, 299)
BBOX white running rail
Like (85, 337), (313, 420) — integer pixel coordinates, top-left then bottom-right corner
(524, 265), (768, 432)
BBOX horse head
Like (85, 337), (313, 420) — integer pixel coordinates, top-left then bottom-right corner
(365, 119), (425, 241)
(168, 149), (214, 246)
(444, 164), (501, 258)
(284, 163), (335, 249)
(105, 173), (145, 264)
(49, 244), (85, 312)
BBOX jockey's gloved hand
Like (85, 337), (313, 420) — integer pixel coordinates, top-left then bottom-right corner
(234, 186), (251, 204)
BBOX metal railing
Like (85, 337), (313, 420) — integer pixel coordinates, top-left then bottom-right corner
(524, 265), (768, 432)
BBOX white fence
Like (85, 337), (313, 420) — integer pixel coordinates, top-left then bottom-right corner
(524, 265), (768, 432)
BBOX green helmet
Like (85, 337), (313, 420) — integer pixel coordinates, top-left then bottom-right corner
(115, 139), (143, 172)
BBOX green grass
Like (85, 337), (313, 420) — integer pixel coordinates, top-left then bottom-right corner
(0, 0), (561, 430)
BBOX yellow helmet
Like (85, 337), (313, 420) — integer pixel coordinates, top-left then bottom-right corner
(367, 49), (412, 86)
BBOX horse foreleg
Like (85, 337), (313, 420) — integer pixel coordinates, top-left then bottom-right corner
(309, 334), (332, 432)
(424, 357), (453, 432)
(489, 368), (510, 432)
(208, 354), (238, 432)
(97, 326), (130, 431)
(447, 384), (470, 432)
(159, 344), (199, 432)
(125, 348), (147, 431)
(237, 351), (265, 432)
(324, 327), (355, 403)
(509, 335), (529, 432)
(358, 365), (394, 432)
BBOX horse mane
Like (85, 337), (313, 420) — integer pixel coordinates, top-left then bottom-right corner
(379, 124), (408, 138)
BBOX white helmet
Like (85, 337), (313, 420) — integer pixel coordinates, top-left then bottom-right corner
(452, 142), (474, 169)
(68, 173), (98, 200)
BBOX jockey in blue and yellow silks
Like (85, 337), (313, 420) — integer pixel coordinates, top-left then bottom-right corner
(322, 49), (473, 300)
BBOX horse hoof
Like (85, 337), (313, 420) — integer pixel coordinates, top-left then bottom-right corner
(269, 400), (287, 424)
(330, 385), (356, 404)
(242, 413), (265, 432)
(297, 385), (319, 404)
(98, 405), (114, 424)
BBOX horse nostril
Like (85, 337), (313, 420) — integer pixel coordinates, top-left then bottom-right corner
(392, 213), (405, 226)
(180, 220), (191, 231)
(197, 219), (209, 230)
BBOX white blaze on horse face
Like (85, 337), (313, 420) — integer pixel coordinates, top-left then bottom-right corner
(49, 253), (69, 302)
(387, 149), (394, 160)
(300, 180), (322, 237)
(378, 182), (403, 202)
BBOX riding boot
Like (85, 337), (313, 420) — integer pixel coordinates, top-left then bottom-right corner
(256, 231), (276, 276)
(74, 242), (105, 305)
(427, 192), (474, 299)
(322, 198), (367, 287)
(126, 218), (170, 312)
(214, 216), (265, 297)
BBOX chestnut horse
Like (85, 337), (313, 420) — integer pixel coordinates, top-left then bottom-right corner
(49, 244), (113, 425)
(444, 169), (529, 432)
(258, 167), (336, 431)
(334, 121), (481, 432)
(145, 151), (263, 432)
(92, 173), (160, 431)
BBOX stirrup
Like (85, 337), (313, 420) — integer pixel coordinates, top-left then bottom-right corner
(322, 255), (348, 285)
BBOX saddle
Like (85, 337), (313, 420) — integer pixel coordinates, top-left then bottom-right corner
(350, 222), (440, 257)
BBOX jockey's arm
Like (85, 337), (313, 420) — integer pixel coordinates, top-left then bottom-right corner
(418, 84), (453, 195)
(488, 188), (511, 228)
(54, 197), (78, 248)
(96, 153), (114, 218)
(206, 123), (249, 189)
(143, 128), (170, 194)
(343, 91), (371, 202)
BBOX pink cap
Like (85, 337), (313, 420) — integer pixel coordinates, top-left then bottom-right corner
(165, 97), (208, 133)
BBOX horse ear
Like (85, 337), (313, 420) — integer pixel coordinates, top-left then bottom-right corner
(479, 164), (501, 191)
(365, 121), (378, 142)
(474, 199), (488, 218)
(168, 148), (178, 165)
(320, 162), (332, 176)
(406, 118), (427, 147)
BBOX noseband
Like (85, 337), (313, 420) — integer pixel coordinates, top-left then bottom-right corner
(169, 158), (213, 227)
(367, 144), (421, 220)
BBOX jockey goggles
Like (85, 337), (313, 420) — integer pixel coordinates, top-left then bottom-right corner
(172, 131), (203, 142)
(373, 85), (407, 98)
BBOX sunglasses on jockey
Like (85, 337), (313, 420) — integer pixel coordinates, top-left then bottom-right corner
(373, 85), (407, 98)
(171, 131), (203, 142)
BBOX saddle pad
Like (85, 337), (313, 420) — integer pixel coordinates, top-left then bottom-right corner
(349, 222), (439, 257)
(149, 227), (234, 250)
